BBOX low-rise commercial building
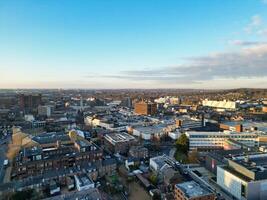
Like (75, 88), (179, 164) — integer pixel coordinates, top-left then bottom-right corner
(149, 155), (173, 174)
(205, 149), (249, 175)
(186, 131), (266, 151)
(168, 130), (181, 140)
(129, 146), (149, 159)
(38, 105), (53, 117)
(85, 116), (127, 131)
(217, 153), (267, 200)
(202, 99), (237, 110)
(176, 116), (204, 130)
(104, 132), (136, 154)
(49, 180), (60, 195)
(130, 124), (168, 140)
(174, 180), (215, 200)
(74, 173), (95, 191)
(32, 132), (73, 148)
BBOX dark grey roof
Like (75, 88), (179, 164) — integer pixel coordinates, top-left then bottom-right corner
(32, 132), (70, 144)
(102, 158), (116, 166)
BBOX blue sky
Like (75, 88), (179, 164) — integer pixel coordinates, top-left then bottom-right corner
(1, 0), (267, 89)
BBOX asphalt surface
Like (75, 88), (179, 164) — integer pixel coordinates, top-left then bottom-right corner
(0, 135), (10, 183)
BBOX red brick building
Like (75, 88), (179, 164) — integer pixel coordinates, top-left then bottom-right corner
(134, 101), (157, 115)
(174, 181), (215, 200)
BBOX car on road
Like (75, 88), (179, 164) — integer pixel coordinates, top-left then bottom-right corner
(4, 159), (9, 167)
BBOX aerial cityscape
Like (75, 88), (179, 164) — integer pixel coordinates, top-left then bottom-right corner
(1, 0), (267, 200)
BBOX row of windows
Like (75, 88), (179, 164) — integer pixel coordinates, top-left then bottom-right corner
(190, 135), (257, 138)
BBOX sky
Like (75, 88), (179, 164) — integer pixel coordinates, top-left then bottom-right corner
(1, 0), (267, 89)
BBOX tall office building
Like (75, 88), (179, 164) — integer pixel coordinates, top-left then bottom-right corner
(38, 105), (52, 117)
(134, 101), (157, 115)
(19, 94), (42, 113)
(121, 97), (132, 108)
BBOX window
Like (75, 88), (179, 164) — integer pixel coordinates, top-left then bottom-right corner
(241, 183), (246, 197)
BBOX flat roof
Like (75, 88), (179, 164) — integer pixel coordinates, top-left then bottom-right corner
(104, 132), (135, 143)
(207, 149), (249, 161)
(230, 153), (267, 176)
(130, 146), (148, 151)
(186, 131), (258, 135)
(220, 165), (253, 182)
(133, 124), (167, 134)
(75, 139), (91, 147)
(175, 181), (213, 198)
(75, 174), (94, 186)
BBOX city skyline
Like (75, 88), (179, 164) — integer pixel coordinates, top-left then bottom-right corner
(1, 0), (267, 89)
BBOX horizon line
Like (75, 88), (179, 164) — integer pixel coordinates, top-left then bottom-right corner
(0, 87), (266, 90)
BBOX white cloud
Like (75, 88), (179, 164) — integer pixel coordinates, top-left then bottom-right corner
(228, 40), (267, 46)
(101, 43), (267, 86)
(244, 15), (262, 33)
(258, 28), (267, 35)
(243, 14), (267, 37)
(251, 15), (262, 26)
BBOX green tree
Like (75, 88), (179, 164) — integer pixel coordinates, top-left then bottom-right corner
(11, 189), (40, 200)
(149, 174), (158, 185)
(175, 133), (189, 154)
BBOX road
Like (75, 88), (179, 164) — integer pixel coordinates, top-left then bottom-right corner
(0, 135), (10, 183)
(169, 147), (176, 158)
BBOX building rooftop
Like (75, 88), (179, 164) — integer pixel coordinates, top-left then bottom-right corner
(32, 132), (70, 144)
(44, 188), (102, 200)
(23, 146), (42, 157)
(104, 132), (135, 144)
(102, 158), (116, 166)
(176, 115), (201, 121)
(186, 131), (259, 137)
(75, 174), (94, 187)
(228, 153), (267, 180)
(0, 162), (102, 197)
(75, 139), (91, 148)
(220, 165), (253, 182)
(135, 101), (156, 105)
(150, 155), (172, 172)
(151, 156), (167, 168)
(133, 124), (167, 134)
(129, 145), (148, 152)
(207, 149), (249, 162)
(175, 181), (213, 198)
